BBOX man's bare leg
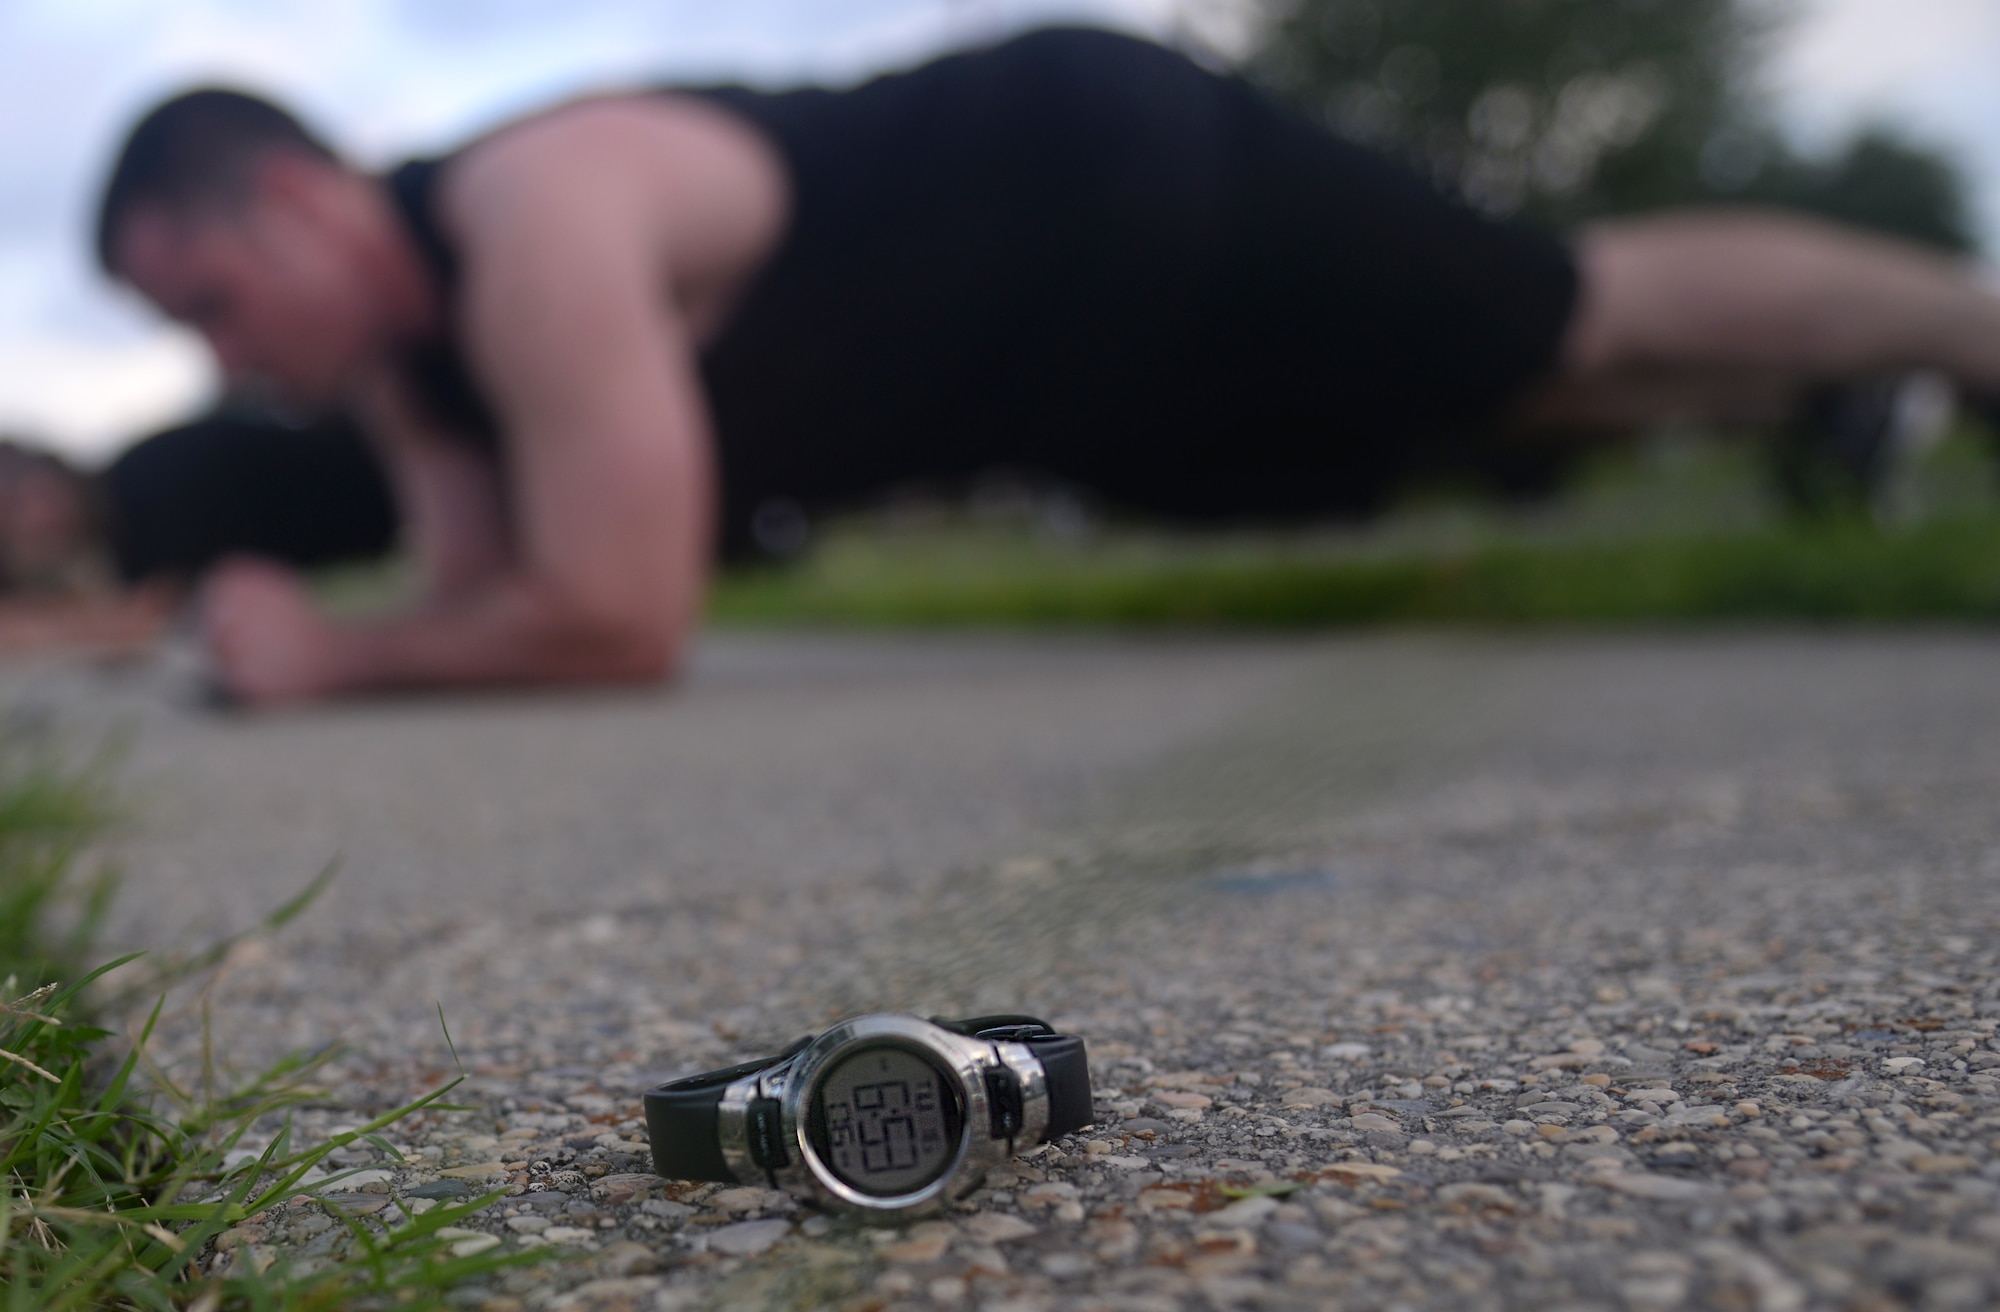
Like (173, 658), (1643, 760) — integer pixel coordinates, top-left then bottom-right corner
(1518, 209), (2000, 434)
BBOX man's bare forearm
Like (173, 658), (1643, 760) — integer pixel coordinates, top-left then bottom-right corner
(317, 579), (688, 694)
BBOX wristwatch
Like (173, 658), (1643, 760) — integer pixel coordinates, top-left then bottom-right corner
(644, 1013), (1092, 1217)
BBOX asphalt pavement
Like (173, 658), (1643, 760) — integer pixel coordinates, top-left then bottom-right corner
(11, 629), (1999, 1310)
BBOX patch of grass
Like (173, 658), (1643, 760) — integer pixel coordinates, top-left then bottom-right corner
(709, 432), (2000, 628)
(0, 750), (546, 1309)
(713, 515), (2000, 628)
(0, 749), (116, 996)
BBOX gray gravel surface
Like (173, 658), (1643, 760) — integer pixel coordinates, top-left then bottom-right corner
(9, 630), (2000, 1310)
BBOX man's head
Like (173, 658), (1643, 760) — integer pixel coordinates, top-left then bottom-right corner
(98, 89), (417, 407)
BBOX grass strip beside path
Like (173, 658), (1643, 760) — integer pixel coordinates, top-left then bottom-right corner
(0, 751), (543, 1309)
(711, 516), (2000, 628)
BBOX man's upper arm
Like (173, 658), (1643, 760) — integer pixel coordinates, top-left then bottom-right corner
(446, 125), (717, 657)
(389, 438), (513, 597)
(353, 373), (513, 597)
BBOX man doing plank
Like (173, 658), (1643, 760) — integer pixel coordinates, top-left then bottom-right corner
(97, 28), (2000, 703)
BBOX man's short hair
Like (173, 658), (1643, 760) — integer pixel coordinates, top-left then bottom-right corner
(95, 88), (337, 275)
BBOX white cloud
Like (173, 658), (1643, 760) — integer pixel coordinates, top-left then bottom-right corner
(0, 331), (215, 463)
(1764, 0), (2000, 246)
(1768, 0), (2000, 107)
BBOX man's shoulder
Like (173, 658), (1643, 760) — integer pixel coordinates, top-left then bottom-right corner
(433, 92), (788, 273)
(425, 92), (790, 332)
(445, 93), (775, 217)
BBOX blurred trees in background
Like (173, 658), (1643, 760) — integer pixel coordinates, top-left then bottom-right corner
(1736, 127), (1975, 253)
(1242, 0), (1976, 252)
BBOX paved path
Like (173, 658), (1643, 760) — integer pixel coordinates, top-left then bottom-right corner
(14, 631), (2000, 1310)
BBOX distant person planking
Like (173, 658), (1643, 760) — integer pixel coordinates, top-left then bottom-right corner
(89, 26), (2000, 704)
(0, 411), (392, 659)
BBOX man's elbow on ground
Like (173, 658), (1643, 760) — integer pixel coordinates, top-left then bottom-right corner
(608, 626), (685, 686)
(550, 595), (688, 687)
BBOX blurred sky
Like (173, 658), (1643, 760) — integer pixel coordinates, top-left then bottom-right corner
(2, 0), (1998, 460)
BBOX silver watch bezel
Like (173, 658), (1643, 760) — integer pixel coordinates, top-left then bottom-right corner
(713, 1013), (1052, 1217)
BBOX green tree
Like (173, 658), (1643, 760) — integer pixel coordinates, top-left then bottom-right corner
(1246, 0), (1766, 223)
(1738, 126), (1977, 252)
(1242, 0), (1975, 252)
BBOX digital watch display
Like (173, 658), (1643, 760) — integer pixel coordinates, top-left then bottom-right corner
(643, 1013), (1092, 1218)
(808, 1043), (965, 1196)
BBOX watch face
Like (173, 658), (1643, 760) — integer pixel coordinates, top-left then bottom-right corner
(808, 1043), (965, 1197)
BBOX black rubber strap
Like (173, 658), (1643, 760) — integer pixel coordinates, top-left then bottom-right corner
(936, 1016), (1091, 1140)
(936, 1014), (1052, 1037)
(644, 1037), (810, 1184)
(1023, 1033), (1093, 1140)
(644, 1016), (1093, 1182)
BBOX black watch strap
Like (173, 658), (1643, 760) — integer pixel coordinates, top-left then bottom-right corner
(645, 1037), (811, 1183)
(1024, 1032), (1093, 1139)
(932, 1016), (1093, 1140)
(644, 1016), (1092, 1184)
